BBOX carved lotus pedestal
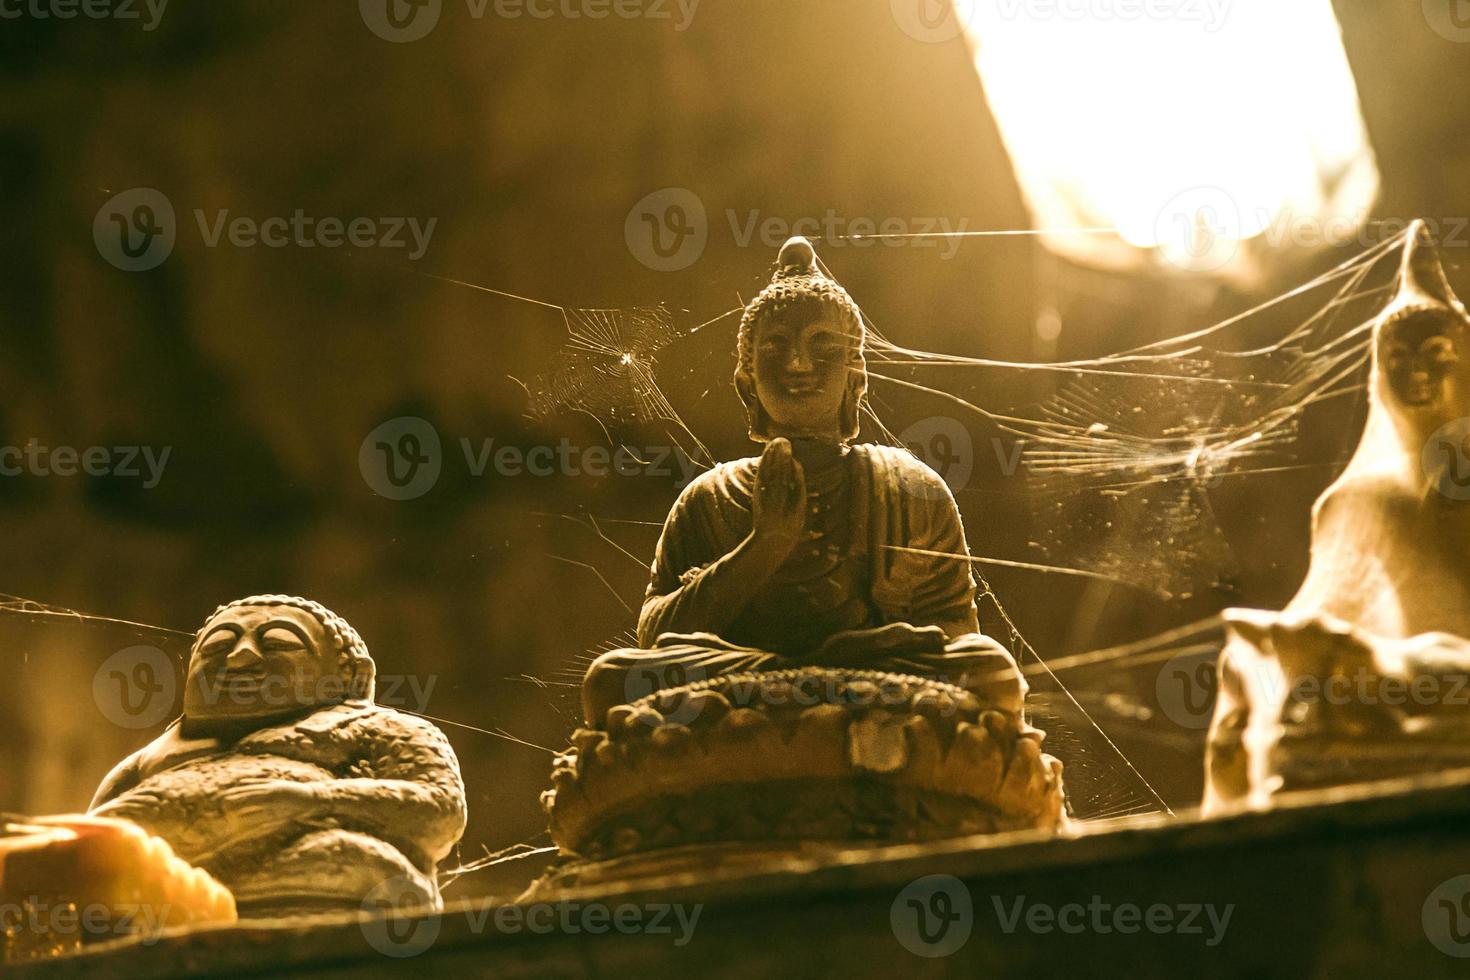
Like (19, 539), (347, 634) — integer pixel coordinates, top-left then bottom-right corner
(535, 667), (1065, 892)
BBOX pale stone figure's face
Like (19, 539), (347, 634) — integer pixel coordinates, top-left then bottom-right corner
(183, 604), (344, 731)
(753, 303), (855, 440)
(1382, 313), (1461, 407)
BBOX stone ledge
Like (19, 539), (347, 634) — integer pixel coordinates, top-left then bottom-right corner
(16, 767), (1470, 978)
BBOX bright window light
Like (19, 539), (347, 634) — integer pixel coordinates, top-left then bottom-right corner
(959, 0), (1380, 275)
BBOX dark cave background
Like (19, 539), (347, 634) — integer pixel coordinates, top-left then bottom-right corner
(1, 0), (1466, 897)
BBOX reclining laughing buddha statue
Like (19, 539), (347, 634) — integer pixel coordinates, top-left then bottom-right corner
(541, 237), (1065, 875)
(1207, 221), (1470, 809)
(88, 595), (468, 917)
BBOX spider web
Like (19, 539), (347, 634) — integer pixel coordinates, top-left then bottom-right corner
(521, 304), (714, 469)
(858, 231), (1400, 600)
(0, 226), (1422, 852)
(396, 229), (1409, 821)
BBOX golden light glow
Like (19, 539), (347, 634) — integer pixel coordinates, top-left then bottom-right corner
(960, 0), (1380, 275)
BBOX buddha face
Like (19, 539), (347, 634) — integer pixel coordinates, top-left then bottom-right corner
(1382, 312), (1461, 408)
(752, 302), (857, 440)
(182, 604), (346, 733)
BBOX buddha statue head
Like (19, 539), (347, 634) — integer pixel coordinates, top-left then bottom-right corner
(180, 594), (376, 737)
(735, 237), (868, 444)
(1375, 220), (1470, 417)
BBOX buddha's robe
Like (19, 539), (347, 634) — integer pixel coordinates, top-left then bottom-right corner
(582, 444), (1023, 725)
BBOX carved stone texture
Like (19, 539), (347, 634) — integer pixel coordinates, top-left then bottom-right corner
(546, 238), (1065, 868)
(88, 595), (467, 917)
(543, 668), (1064, 868)
(1207, 221), (1470, 809)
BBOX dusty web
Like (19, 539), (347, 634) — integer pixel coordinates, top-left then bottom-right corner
(808, 232), (1405, 815)
(0, 227), (1421, 844)
(857, 231), (1402, 599)
(436, 232), (1408, 820)
(519, 304), (715, 470)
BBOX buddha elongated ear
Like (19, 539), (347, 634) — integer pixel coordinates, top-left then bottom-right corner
(343, 650), (376, 702)
(838, 350), (868, 443)
(839, 383), (864, 443)
(735, 365), (770, 443)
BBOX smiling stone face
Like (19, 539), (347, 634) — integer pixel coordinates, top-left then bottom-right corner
(182, 603), (345, 734)
(735, 237), (867, 444)
(752, 301), (857, 440)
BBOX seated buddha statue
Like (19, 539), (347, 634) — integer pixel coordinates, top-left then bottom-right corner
(89, 595), (468, 917)
(582, 236), (1024, 727)
(542, 239), (1064, 874)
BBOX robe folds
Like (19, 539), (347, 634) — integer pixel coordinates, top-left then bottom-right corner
(582, 445), (1024, 726)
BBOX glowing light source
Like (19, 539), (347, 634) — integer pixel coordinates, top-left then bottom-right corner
(960, 0), (1379, 275)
